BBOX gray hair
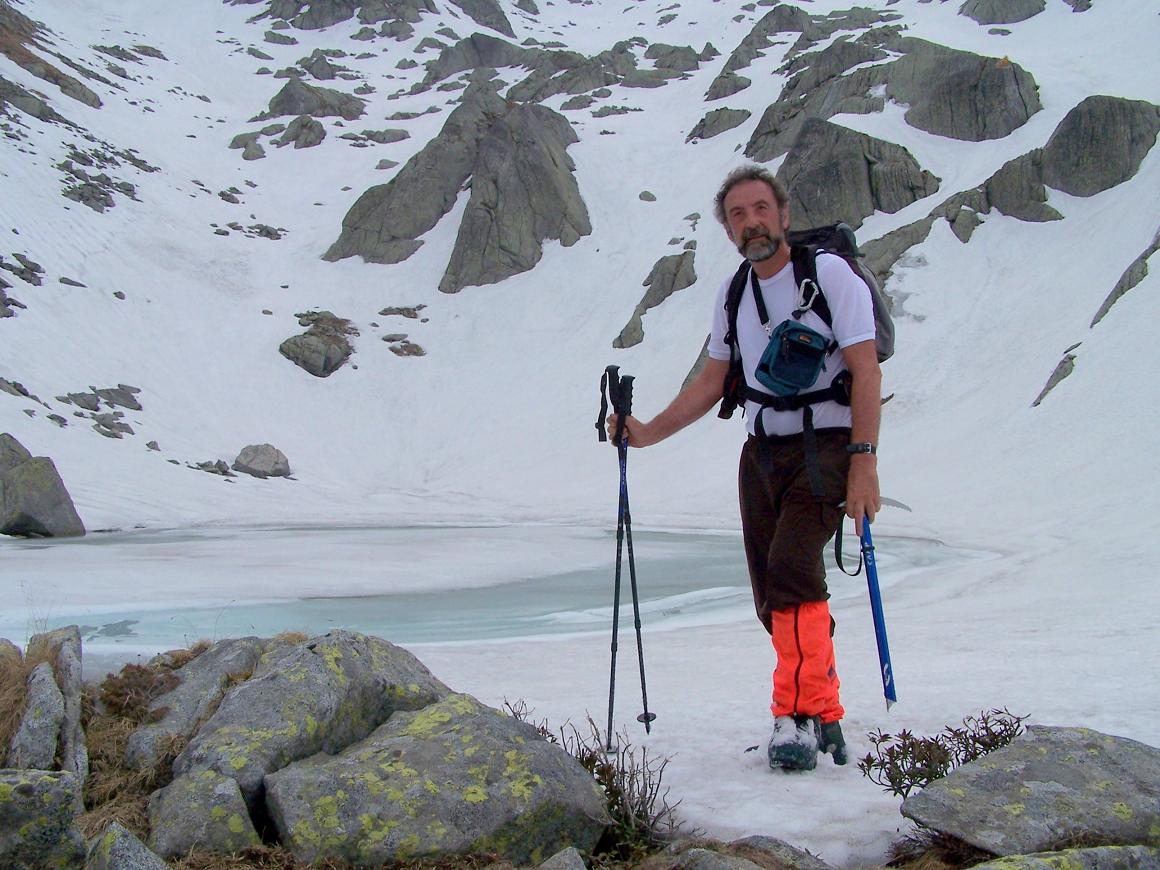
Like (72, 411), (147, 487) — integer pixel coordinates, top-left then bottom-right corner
(713, 165), (789, 225)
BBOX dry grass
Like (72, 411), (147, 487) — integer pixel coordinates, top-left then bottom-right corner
(885, 827), (995, 870)
(170, 846), (512, 870)
(0, 642), (60, 766)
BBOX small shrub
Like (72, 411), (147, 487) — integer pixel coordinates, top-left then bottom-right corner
(859, 708), (1028, 798)
(98, 663), (180, 723)
(504, 700), (683, 865)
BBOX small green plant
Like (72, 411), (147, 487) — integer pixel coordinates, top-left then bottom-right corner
(859, 708), (1028, 798)
(503, 700), (684, 864)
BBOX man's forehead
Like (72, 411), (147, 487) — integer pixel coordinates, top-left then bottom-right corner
(724, 179), (777, 208)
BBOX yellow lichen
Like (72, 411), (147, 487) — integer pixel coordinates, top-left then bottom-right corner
(227, 813), (247, 834)
(463, 785), (488, 804)
(1112, 802), (1133, 821)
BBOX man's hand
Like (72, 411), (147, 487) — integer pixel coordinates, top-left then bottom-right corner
(845, 453), (880, 535)
(605, 413), (654, 447)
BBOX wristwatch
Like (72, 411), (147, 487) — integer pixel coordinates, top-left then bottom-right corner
(846, 442), (876, 455)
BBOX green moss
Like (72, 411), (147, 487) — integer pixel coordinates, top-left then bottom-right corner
(0, 781), (13, 802)
(227, 813), (248, 834)
(211, 805), (226, 821)
(463, 785), (488, 804)
(1002, 802), (1025, 817)
(1112, 802), (1133, 821)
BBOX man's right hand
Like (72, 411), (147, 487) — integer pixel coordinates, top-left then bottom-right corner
(606, 413), (651, 447)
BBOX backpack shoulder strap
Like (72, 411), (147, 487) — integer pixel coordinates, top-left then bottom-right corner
(723, 259), (751, 349)
(790, 244), (833, 329)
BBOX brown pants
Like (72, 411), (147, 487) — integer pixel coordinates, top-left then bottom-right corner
(738, 428), (850, 634)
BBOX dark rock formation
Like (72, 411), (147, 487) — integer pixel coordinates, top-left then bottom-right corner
(776, 119), (940, 229)
(276, 113), (326, 147)
(439, 102), (591, 292)
(264, 77), (365, 120)
(232, 443), (291, 478)
(1040, 95), (1160, 197)
(614, 251), (697, 348)
(0, 433), (86, 537)
(26, 627), (88, 784)
(446, 0), (514, 38)
(687, 107), (751, 142)
(959, 0), (1045, 25)
(1092, 225), (1160, 327)
(278, 310), (358, 377)
(325, 80), (590, 293)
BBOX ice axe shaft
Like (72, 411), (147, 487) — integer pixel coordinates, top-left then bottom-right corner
(860, 516), (897, 709)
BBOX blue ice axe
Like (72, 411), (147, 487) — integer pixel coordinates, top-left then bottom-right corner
(860, 516), (897, 710)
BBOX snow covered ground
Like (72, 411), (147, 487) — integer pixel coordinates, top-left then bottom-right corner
(2, 0), (1160, 865)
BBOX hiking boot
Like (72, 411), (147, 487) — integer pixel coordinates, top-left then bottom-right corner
(767, 715), (819, 771)
(817, 719), (848, 765)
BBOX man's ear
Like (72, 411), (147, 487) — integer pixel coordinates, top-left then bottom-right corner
(780, 205), (791, 233)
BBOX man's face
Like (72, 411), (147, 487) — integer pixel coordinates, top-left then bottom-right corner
(723, 179), (789, 264)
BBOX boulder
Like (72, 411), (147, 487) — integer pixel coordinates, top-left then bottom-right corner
(959, 0), (1045, 25)
(265, 77), (365, 120)
(447, 0), (514, 38)
(0, 435), (86, 537)
(7, 661), (65, 770)
(279, 311), (357, 378)
(125, 637), (267, 771)
(148, 769), (260, 859)
(232, 444), (291, 479)
(171, 631), (451, 813)
(86, 822), (170, 870)
(265, 693), (609, 865)
(970, 846), (1160, 870)
(0, 770), (86, 869)
(901, 726), (1160, 856)
(983, 151), (1062, 222)
(776, 119), (940, 229)
(1040, 95), (1160, 197)
(686, 107), (751, 143)
(277, 114), (326, 148)
(614, 251), (697, 348)
(26, 627), (87, 784)
(438, 102), (591, 292)
(645, 43), (701, 72)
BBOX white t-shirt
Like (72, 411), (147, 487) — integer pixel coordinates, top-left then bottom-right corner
(707, 253), (875, 437)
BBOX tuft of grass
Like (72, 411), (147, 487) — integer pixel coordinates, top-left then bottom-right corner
(886, 827), (995, 869)
(504, 700), (685, 866)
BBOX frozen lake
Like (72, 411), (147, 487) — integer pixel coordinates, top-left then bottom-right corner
(0, 524), (969, 670)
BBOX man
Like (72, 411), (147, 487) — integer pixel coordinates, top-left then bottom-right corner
(606, 165), (881, 771)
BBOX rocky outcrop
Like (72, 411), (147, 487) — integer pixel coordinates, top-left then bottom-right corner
(325, 79), (590, 292)
(232, 444), (291, 478)
(686, 107), (751, 143)
(279, 310), (358, 377)
(1040, 95), (1160, 197)
(0, 770), (86, 868)
(276, 113), (326, 147)
(901, 726), (1160, 856)
(26, 627), (88, 785)
(959, 0), (1045, 25)
(1092, 225), (1160, 328)
(704, 5), (817, 101)
(746, 37), (1040, 161)
(171, 631), (451, 814)
(86, 822), (170, 870)
(446, 0), (514, 38)
(7, 662), (65, 770)
(439, 101), (590, 292)
(149, 768), (262, 858)
(776, 119), (940, 229)
(266, 693), (610, 864)
(263, 77), (365, 120)
(0, 433), (86, 538)
(614, 251), (697, 348)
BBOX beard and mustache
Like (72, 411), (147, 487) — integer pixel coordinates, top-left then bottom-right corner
(737, 226), (783, 263)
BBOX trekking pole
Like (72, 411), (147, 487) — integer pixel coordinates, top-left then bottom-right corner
(596, 366), (655, 749)
(860, 515), (897, 709)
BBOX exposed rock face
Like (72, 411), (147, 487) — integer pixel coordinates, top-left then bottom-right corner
(1040, 95), (1160, 197)
(264, 77), (365, 120)
(86, 822), (170, 870)
(265, 693), (610, 865)
(277, 113), (326, 147)
(687, 107), (751, 143)
(149, 768), (261, 858)
(614, 251), (697, 348)
(171, 630), (451, 814)
(0, 770), (86, 869)
(746, 37), (1040, 161)
(326, 80), (590, 292)
(1092, 225), (1160, 327)
(439, 102), (591, 292)
(7, 661), (65, 770)
(776, 119), (940, 229)
(971, 846), (1160, 870)
(446, 0), (514, 38)
(959, 0), (1045, 25)
(232, 444), (291, 478)
(705, 5), (817, 100)
(125, 637), (267, 771)
(26, 626), (88, 785)
(901, 726), (1160, 856)
(0, 433), (86, 537)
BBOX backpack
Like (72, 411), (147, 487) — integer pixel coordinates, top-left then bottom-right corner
(718, 221), (893, 421)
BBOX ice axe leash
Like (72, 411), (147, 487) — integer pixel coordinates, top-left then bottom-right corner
(596, 365), (656, 750)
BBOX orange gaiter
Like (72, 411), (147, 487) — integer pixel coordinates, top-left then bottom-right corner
(770, 601), (844, 723)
